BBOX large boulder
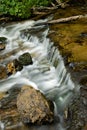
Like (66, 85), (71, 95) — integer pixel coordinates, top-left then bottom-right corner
(17, 85), (54, 124)
(18, 52), (33, 66)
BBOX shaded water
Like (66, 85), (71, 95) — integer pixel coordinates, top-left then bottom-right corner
(0, 19), (80, 130)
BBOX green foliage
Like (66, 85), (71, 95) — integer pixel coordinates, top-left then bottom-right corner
(0, 0), (50, 18)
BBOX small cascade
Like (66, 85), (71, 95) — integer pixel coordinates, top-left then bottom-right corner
(0, 20), (80, 130)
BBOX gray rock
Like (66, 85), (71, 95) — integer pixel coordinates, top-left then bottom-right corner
(6, 59), (23, 75)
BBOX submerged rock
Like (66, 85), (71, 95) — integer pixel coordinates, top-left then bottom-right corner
(18, 52), (33, 66)
(17, 85), (54, 124)
(0, 65), (7, 80)
(6, 59), (23, 75)
(0, 37), (7, 51)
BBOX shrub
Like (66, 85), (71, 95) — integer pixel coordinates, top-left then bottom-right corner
(0, 0), (50, 18)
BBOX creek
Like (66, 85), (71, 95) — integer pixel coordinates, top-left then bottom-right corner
(0, 19), (80, 130)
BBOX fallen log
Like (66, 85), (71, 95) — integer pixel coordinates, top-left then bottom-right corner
(34, 14), (87, 26)
(48, 14), (87, 24)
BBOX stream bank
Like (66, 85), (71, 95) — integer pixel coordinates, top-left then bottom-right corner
(49, 6), (87, 130)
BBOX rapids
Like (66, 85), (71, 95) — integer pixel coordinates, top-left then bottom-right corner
(0, 19), (80, 130)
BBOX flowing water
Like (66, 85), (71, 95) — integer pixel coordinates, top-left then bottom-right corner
(0, 19), (80, 130)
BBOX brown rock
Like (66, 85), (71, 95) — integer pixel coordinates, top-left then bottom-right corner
(0, 37), (7, 51)
(17, 85), (54, 124)
(0, 44), (5, 51)
(6, 59), (23, 75)
(0, 65), (7, 80)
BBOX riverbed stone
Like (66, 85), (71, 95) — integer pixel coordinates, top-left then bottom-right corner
(6, 59), (23, 75)
(0, 44), (5, 51)
(18, 52), (33, 66)
(17, 85), (54, 124)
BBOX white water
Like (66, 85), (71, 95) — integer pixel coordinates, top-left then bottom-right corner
(0, 20), (80, 130)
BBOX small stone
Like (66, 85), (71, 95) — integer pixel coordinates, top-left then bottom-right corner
(18, 52), (33, 66)
(0, 44), (5, 51)
(0, 37), (7, 51)
(0, 37), (7, 44)
(6, 59), (23, 75)
(17, 85), (54, 124)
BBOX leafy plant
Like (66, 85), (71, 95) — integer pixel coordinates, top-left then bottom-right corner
(0, 0), (50, 18)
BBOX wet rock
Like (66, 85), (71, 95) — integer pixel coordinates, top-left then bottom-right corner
(0, 44), (5, 51)
(17, 85), (54, 124)
(68, 62), (87, 71)
(0, 65), (7, 80)
(18, 52), (33, 66)
(79, 31), (87, 38)
(0, 37), (7, 51)
(80, 76), (87, 86)
(0, 87), (21, 129)
(0, 37), (7, 44)
(6, 59), (23, 75)
(66, 85), (87, 130)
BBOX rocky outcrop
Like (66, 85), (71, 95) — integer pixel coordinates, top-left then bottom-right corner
(17, 85), (54, 124)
